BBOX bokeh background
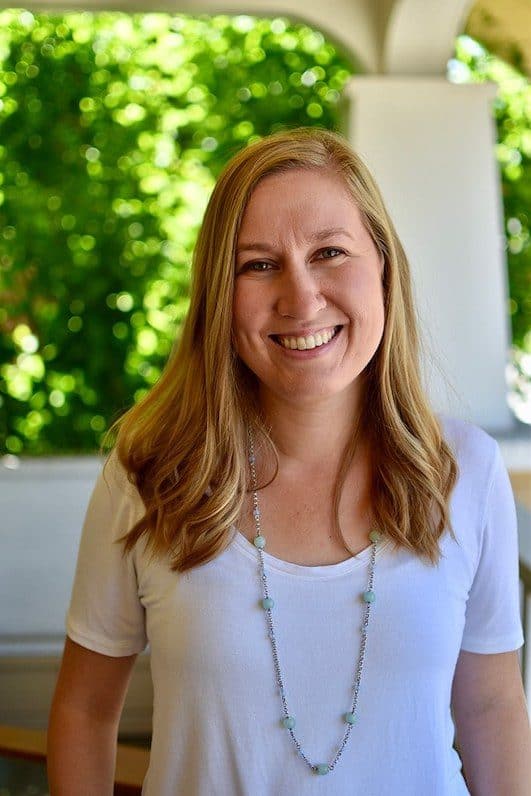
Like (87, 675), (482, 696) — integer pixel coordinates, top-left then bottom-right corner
(0, 9), (529, 455)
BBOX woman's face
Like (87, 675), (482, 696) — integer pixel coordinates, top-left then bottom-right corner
(232, 168), (385, 407)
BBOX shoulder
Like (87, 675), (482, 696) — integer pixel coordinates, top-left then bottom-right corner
(437, 413), (499, 473)
(102, 447), (140, 496)
(436, 416), (515, 563)
(97, 448), (145, 525)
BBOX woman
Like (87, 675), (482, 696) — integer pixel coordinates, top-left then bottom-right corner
(47, 127), (530, 794)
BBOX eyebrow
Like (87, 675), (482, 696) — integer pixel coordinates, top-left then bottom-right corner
(236, 227), (355, 255)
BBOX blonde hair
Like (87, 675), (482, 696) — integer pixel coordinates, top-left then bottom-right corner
(105, 126), (457, 571)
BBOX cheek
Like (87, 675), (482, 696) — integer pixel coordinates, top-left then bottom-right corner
(368, 289), (385, 335)
(232, 285), (260, 347)
(367, 277), (385, 316)
(346, 276), (385, 339)
(338, 269), (384, 313)
(369, 286), (386, 345)
(232, 283), (247, 329)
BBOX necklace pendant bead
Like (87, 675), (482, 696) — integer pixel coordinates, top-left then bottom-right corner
(369, 529), (382, 543)
(315, 764), (330, 775)
(261, 597), (274, 610)
(253, 534), (266, 549)
(281, 716), (296, 729)
(344, 711), (357, 725)
(363, 590), (376, 603)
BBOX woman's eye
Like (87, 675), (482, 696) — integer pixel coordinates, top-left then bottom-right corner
(317, 247), (344, 259)
(242, 261), (272, 272)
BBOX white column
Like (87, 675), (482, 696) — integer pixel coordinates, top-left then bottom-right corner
(342, 76), (514, 432)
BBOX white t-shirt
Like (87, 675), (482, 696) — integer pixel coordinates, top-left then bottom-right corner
(66, 416), (524, 795)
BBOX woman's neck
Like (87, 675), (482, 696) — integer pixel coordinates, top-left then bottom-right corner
(258, 386), (366, 474)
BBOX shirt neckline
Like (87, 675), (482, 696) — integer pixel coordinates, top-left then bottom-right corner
(231, 527), (391, 580)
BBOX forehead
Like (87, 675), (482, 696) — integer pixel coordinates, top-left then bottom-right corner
(238, 168), (365, 241)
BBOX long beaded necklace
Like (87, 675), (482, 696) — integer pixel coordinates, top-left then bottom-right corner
(247, 427), (382, 776)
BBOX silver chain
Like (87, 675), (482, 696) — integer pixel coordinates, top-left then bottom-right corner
(247, 427), (379, 776)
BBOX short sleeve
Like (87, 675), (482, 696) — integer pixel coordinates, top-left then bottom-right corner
(66, 449), (148, 657)
(460, 442), (524, 654)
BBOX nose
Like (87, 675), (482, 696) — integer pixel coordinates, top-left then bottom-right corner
(275, 266), (326, 320)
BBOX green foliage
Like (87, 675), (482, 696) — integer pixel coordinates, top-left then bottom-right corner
(0, 16), (529, 453)
(0, 10), (352, 454)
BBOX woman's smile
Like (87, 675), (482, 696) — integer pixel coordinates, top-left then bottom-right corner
(271, 324), (342, 351)
(269, 324), (344, 356)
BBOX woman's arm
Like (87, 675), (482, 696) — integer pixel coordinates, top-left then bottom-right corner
(47, 636), (138, 796)
(451, 649), (531, 795)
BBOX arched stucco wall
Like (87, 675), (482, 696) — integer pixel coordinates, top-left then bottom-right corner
(2, 0), (529, 78)
(382, 0), (474, 74)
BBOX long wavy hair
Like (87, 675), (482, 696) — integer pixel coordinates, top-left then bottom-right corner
(104, 127), (458, 571)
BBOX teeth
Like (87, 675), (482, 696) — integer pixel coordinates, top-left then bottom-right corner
(278, 327), (338, 351)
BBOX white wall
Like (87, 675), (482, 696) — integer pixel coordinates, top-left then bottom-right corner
(0, 456), (152, 733)
(344, 76), (514, 430)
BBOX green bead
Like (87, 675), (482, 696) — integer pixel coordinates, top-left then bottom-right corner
(363, 590), (375, 603)
(316, 764), (330, 775)
(344, 712), (357, 724)
(261, 597), (274, 610)
(281, 716), (296, 729)
(254, 535), (266, 549)
(369, 529), (382, 543)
